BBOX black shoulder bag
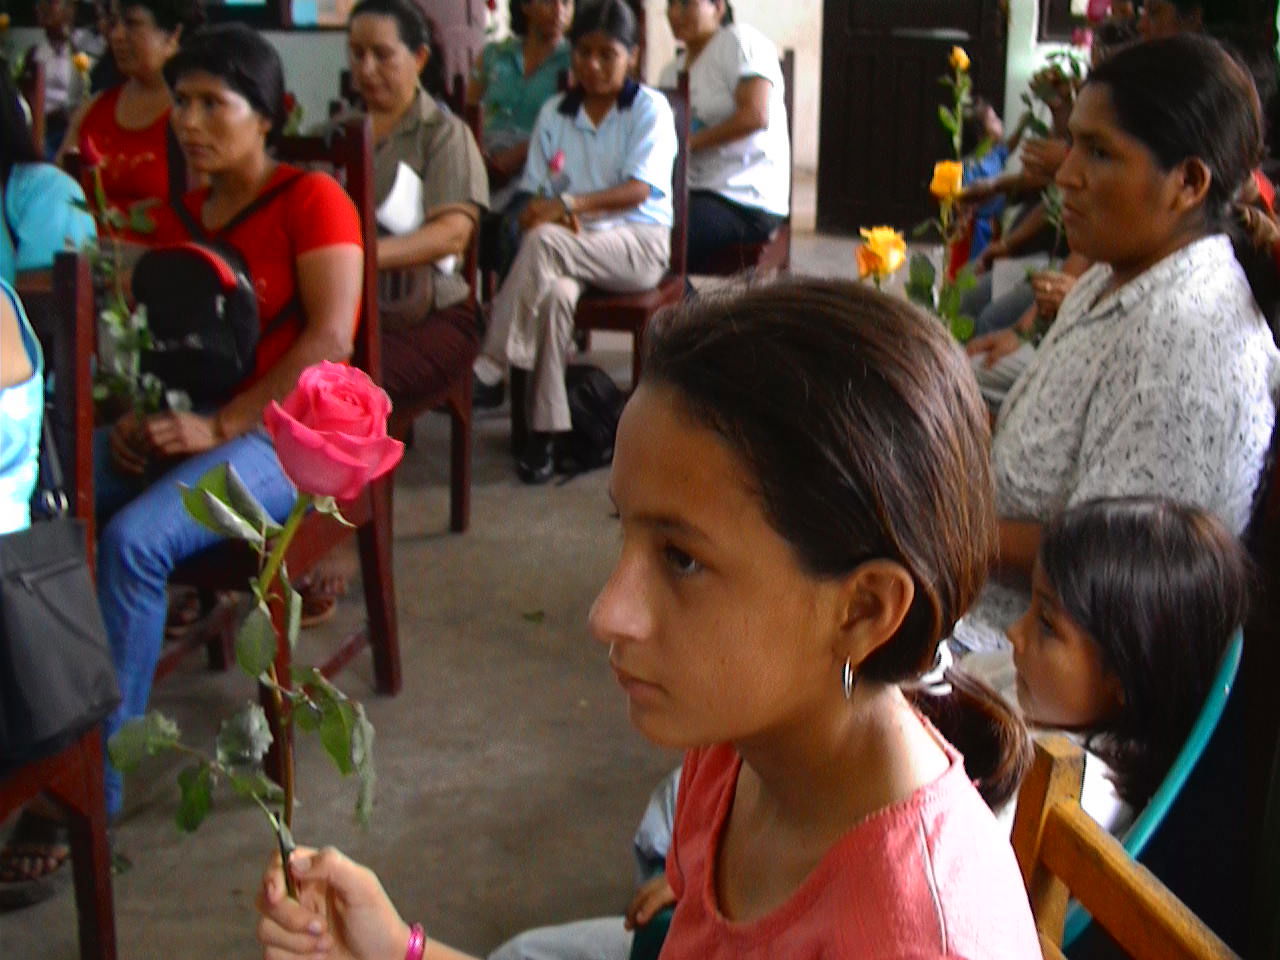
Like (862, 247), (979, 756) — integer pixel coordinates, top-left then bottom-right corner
(0, 419), (120, 775)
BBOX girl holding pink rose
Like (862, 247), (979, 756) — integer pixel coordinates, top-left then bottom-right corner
(255, 278), (1041, 958)
(91, 24), (364, 823)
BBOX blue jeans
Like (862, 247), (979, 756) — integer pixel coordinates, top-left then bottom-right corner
(94, 428), (296, 818)
(961, 272), (1038, 337)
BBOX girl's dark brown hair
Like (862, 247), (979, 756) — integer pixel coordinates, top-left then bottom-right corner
(1039, 497), (1250, 807)
(642, 278), (1030, 808)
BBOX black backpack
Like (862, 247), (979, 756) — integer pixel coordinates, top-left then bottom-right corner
(557, 364), (627, 476)
(132, 172), (303, 408)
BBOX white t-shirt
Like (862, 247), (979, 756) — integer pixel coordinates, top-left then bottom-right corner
(659, 23), (790, 217)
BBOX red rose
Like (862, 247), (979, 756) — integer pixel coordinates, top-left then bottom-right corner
(548, 149), (566, 176)
(263, 362), (404, 502)
(81, 135), (103, 169)
(486, 0), (496, 10)
(282, 92), (298, 114)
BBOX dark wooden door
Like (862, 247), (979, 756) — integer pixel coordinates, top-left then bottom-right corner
(817, 0), (1007, 234)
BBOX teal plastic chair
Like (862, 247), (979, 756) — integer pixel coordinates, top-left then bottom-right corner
(1061, 627), (1244, 947)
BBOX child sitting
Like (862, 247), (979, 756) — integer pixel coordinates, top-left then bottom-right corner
(967, 496), (1248, 832)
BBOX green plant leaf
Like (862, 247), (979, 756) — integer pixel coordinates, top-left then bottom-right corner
(319, 699), (357, 776)
(216, 703), (275, 770)
(951, 313), (975, 344)
(103, 208), (126, 230)
(951, 265), (979, 296)
(180, 471), (266, 544)
(312, 495), (356, 528)
(971, 136), (994, 160)
(108, 711), (181, 772)
(352, 702), (376, 825)
(235, 602), (278, 679)
(282, 573), (302, 652)
(904, 254), (937, 310)
(911, 217), (938, 240)
(294, 696), (323, 733)
(228, 769), (285, 804)
(224, 463), (283, 538)
(176, 764), (214, 833)
(937, 104), (958, 135)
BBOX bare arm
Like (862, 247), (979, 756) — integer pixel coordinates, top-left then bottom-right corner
(376, 208), (477, 271)
(215, 244), (362, 438)
(688, 76), (771, 153)
(567, 179), (651, 217)
(54, 93), (98, 165)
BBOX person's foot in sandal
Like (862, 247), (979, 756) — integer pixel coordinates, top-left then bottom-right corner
(297, 571), (347, 629)
(163, 586), (205, 639)
(0, 806), (72, 911)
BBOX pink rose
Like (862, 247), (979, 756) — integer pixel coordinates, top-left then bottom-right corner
(81, 135), (103, 170)
(1086, 0), (1110, 21)
(548, 149), (566, 176)
(263, 361), (405, 502)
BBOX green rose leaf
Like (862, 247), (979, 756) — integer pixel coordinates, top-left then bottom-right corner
(319, 699), (357, 776)
(108, 711), (181, 772)
(181, 486), (264, 545)
(904, 254), (937, 311)
(176, 764), (214, 833)
(216, 702), (275, 770)
(280, 570), (302, 652)
(224, 463), (283, 538)
(937, 104), (958, 136)
(235, 602), (278, 679)
(228, 769), (285, 804)
(951, 313), (975, 344)
(352, 703), (376, 825)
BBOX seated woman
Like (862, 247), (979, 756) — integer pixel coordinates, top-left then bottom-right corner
(0, 70), (95, 283)
(659, 0), (788, 274)
(258, 277), (1040, 959)
(95, 23), (363, 821)
(468, 0), (572, 208)
(334, 0), (487, 415)
(951, 33), (1280, 654)
(0, 281), (52, 907)
(58, 0), (205, 241)
(473, 0), (676, 484)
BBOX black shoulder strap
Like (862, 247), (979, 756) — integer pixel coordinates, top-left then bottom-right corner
(170, 169), (307, 243)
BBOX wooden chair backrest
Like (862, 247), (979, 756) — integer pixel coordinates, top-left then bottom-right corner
(15, 253), (96, 557)
(1011, 735), (1239, 960)
(780, 48), (795, 225)
(274, 116), (381, 386)
(663, 73), (690, 279)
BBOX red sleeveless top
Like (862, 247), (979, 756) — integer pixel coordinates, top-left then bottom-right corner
(78, 86), (171, 242)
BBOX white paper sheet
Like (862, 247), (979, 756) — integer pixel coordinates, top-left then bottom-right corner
(376, 160), (425, 236)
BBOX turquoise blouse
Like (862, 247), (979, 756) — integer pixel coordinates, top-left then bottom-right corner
(0, 163), (96, 284)
(0, 280), (43, 534)
(477, 36), (572, 147)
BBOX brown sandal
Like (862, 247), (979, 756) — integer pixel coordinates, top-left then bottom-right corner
(0, 812), (72, 911)
(297, 574), (347, 629)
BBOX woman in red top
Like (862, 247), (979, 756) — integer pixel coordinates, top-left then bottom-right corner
(58, 0), (204, 239)
(254, 281), (1042, 959)
(94, 23), (363, 822)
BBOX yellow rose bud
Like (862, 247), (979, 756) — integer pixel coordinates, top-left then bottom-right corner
(72, 52), (91, 73)
(930, 160), (965, 204)
(857, 226), (907, 278)
(0, 14), (12, 29)
(950, 46), (970, 72)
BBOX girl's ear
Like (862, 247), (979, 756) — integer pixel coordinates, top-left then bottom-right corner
(834, 560), (916, 668)
(1172, 156), (1212, 213)
(414, 44), (429, 76)
(628, 45), (639, 75)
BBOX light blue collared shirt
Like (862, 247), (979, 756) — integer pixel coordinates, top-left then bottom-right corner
(0, 163), (96, 283)
(518, 81), (676, 229)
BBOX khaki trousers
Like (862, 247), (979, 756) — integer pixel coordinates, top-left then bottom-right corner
(483, 221), (670, 432)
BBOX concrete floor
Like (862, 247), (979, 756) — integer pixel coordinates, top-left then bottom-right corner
(0, 189), (874, 959)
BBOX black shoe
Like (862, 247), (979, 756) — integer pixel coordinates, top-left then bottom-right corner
(516, 433), (556, 485)
(472, 375), (505, 410)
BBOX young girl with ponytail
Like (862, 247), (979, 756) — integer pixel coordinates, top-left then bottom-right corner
(255, 278), (1040, 959)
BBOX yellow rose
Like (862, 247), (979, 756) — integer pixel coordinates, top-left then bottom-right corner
(950, 46), (970, 72)
(857, 226), (906, 278)
(72, 52), (91, 74)
(0, 14), (12, 29)
(930, 160), (965, 204)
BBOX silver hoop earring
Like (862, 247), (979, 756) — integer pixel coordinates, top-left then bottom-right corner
(841, 658), (855, 701)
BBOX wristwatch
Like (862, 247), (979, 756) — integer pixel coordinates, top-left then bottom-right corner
(558, 193), (577, 217)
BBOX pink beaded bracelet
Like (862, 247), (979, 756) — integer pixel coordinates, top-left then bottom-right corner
(404, 922), (426, 960)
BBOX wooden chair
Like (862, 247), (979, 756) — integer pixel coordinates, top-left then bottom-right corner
(159, 117), (401, 781)
(572, 73), (690, 390)
(696, 49), (795, 278)
(0, 252), (117, 960)
(17, 57), (46, 158)
(1011, 736), (1239, 960)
